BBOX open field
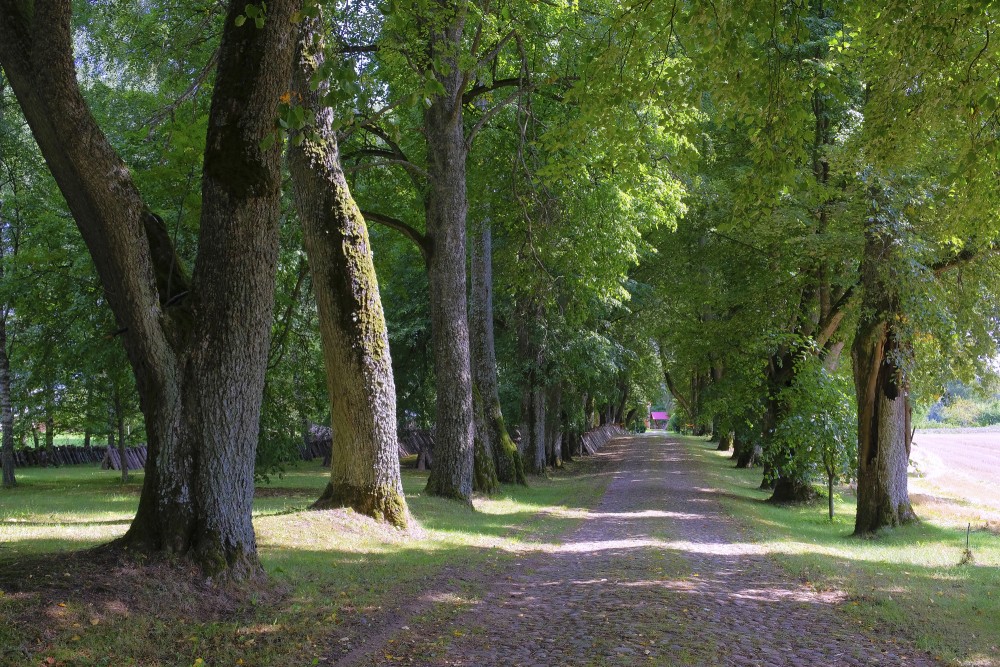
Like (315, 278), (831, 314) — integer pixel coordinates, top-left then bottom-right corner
(911, 429), (1000, 523)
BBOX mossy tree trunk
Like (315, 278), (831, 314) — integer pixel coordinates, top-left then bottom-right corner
(852, 218), (916, 535)
(0, 0), (300, 578)
(470, 217), (525, 486)
(288, 17), (408, 526)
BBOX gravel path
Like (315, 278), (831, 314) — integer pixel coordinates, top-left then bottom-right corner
(344, 434), (939, 667)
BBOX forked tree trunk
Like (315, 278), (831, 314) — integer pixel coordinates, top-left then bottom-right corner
(0, 309), (14, 489)
(0, 0), (300, 577)
(470, 217), (525, 486)
(288, 17), (408, 526)
(852, 220), (916, 534)
(423, 4), (475, 503)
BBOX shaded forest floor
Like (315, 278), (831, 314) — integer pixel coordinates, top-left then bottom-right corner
(1, 434), (998, 666)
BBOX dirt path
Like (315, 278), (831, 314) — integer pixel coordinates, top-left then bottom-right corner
(339, 434), (939, 666)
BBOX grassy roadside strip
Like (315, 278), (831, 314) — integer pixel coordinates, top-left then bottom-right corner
(679, 435), (1000, 667)
(0, 455), (611, 666)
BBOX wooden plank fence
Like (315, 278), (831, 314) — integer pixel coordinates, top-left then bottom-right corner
(9, 423), (626, 471)
(13, 445), (108, 468)
(101, 445), (148, 471)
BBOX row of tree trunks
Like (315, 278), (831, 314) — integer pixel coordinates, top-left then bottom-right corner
(287, 16), (408, 526)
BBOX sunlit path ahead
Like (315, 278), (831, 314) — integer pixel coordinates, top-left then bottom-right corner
(341, 433), (939, 667)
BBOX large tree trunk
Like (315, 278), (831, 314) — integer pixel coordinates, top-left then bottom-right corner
(470, 217), (525, 486)
(288, 17), (408, 526)
(0, 0), (300, 577)
(852, 221), (916, 534)
(0, 308), (14, 489)
(422, 4), (475, 503)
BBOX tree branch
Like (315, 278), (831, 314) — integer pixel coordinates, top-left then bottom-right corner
(360, 210), (431, 262)
(463, 77), (523, 105)
(467, 85), (526, 147)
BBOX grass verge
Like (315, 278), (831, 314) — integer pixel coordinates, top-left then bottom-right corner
(681, 435), (1000, 667)
(0, 456), (610, 666)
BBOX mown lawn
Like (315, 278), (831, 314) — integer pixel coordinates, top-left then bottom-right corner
(682, 435), (1000, 667)
(0, 458), (609, 666)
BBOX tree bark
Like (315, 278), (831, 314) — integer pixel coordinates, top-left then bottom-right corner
(470, 217), (525, 486)
(0, 0), (300, 577)
(0, 306), (14, 488)
(44, 414), (55, 465)
(531, 386), (547, 474)
(546, 383), (563, 468)
(422, 2), (475, 503)
(111, 389), (128, 482)
(287, 16), (408, 526)
(716, 430), (733, 452)
(852, 220), (916, 534)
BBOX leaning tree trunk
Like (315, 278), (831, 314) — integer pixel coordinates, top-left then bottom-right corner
(288, 16), (408, 526)
(0, 0), (300, 577)
(470, 217), (525, 485)
(852, 221), (916, 534)
(423, 6), (475, 503)
(0, 309), (14, 489)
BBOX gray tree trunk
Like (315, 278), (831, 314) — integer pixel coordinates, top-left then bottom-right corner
(546, 383), (563, 468)
(0, 0), (300, 578)
(423, 4), (475, 503)
(470, 217), (525, 485)
(530, 387), (547, 474)
(113, 387), (128, 483)
(287, 16), (407, 526)
(0, 307), (14, 488)
(852, 219), (916, 534)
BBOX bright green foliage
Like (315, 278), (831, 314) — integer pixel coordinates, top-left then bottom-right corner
(766, 356), (857, 511)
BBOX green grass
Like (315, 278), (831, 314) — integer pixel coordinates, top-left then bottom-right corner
(681, 436), (1000, 667)
(0, 458), (610, 666)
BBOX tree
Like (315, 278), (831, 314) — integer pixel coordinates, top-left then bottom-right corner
(0, 0), (301, 576)
(287, 12), (408, 526)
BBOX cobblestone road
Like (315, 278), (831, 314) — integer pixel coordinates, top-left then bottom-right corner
(345, 434), (939, 667)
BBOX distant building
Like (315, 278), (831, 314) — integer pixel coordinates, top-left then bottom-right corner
(649, 411), (669, 430)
